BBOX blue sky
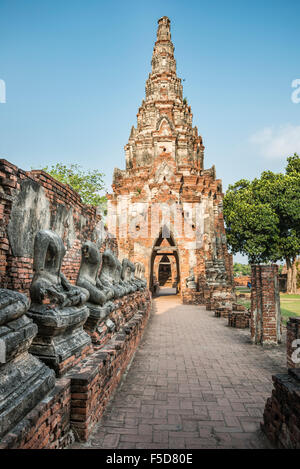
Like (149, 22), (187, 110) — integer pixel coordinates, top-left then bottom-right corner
(0, 0), (299, 262)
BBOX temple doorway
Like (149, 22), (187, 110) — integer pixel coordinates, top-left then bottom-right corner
(149, 230), (180, 296)
(158, 255), (172, 286)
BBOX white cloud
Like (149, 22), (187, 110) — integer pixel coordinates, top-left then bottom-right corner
(250, 124), (300, 159)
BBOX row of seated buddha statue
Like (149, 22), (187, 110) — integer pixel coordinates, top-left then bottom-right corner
(0, 229), (148, 440)
(0, 229), (148, 438)
(27, 229), (147, 372)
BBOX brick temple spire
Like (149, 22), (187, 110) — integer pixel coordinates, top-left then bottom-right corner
(109, 17), (234, 302)
(146, 16), (182, 103)
(151, 16), (177, 77)
(122, 16), (204, 170)
(156, 16), (171, 41)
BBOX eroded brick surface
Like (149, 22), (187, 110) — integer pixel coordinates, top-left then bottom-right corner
(287, 317), (300, 369)
(251, 265), (281, 345)
(71, 293), (287, 449)
(262, 369), (300, 448)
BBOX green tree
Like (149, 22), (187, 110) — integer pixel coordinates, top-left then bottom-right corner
(233, 263), (251, 277)
(41, 163), (107, 210)
(286, 152), (300, 175)
(224, 154), (300, 294)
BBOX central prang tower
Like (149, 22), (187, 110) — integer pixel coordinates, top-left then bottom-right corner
(108, 17), (234, 307)
(125, 16), (204, 170)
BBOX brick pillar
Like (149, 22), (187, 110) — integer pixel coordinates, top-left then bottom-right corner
(250, 264), (281, 345)
(250, 265), (260, 343)
(287, 317), (300, 369)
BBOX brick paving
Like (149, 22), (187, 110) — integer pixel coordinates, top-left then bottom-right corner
(71, 292), (287, 449)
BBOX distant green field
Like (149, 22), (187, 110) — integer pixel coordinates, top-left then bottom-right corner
(280, 294), (300, 325)
(235, 286), (250, 293)
(235, 288), (300, 325)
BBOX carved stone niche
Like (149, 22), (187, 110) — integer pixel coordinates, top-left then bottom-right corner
(27, 230), (91, 374)
(0, 288), (55, 438)
(76, 241), (113, 338)
(185, 268), (197, 290)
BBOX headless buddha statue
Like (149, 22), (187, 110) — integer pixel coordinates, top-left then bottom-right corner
(0, 288), (55, 438)
(28, 230), (91, 375)
(76, 241), (113, 337)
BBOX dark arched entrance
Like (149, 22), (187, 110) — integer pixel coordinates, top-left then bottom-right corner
(158, 255), (172, 286)
(149, 229), (180, 296)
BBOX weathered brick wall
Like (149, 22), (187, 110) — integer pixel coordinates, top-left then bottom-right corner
(287, 317), (300, 369)
(228, 310), (250, 328)
(55, 344), (94, 378)
(69, 290), (151, 441)
(87, 291), (146, 349)
(0, 378), (72, 449)
(0, 159), (111, 296)
(250, 264), (281, 345)
(214, 307), (230, 318)
(262, 369), (300, 449)
(182, 290), (203, 305)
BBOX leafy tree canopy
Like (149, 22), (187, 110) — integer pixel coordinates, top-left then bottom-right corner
(41, 163), (107, 209)
(223, 154), (300, 265)
(286, 153), (300, 175)
(233, 263), (251, 277)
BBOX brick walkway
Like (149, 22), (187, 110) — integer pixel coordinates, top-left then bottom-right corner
(71, 292), (287, 449)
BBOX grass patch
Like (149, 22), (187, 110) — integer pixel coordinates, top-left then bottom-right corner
(280, 294), (300, 300)
(234, 289), (300, 324)
(235, 286), (251, 293)
(280, 294), (300, 325)
(237, 298), (251, 309)
(235, 287), (251, 309)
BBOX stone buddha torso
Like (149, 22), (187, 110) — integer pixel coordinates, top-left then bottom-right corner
(121, 259), (134, 294)
(77, 241), (107, 306)
(113, 259), (126, 297)
(98, 250), (117, 300)
(30, 230), (89, 308)
(27, 230), (91, 374)
(128, 261), (138, 291)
